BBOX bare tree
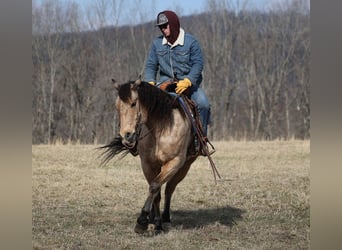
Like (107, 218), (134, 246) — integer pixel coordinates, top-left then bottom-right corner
(197, 0), (238, 140)
(32, 0), (69, 143)
(32, 0), (310, 143)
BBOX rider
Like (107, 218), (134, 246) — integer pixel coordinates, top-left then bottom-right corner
(144, 10), (210, 136)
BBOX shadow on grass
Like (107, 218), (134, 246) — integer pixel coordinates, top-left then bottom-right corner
(170, 205), (246, 229)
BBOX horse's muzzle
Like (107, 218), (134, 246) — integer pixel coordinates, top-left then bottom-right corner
(122, 132), (137, 149)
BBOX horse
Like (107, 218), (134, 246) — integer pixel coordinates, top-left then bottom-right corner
(100, 78), (202, 235)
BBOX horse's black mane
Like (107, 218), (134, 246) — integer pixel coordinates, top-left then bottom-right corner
(118, 81), (184, 129)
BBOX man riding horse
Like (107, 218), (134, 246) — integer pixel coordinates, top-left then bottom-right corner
(144, 10), (211, 137)
(101, 12), (219, 233)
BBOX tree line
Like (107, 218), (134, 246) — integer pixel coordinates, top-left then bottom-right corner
(32, 0), (310, 144)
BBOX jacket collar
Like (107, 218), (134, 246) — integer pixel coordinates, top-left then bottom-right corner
(162, 28), (185, 48)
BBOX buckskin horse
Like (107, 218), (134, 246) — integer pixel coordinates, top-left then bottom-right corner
(100, 79), (219, 235)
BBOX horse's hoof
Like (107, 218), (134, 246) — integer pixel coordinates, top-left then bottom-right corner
(154, 229), (163, 235)
(147, 223), (155, 231)
(162, 222), (171, 232)
(134, 223), (148, 234)
(145, 223), (154, 236)
(146, 223), (164, 236)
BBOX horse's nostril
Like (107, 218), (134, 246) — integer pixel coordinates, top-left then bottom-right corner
(124, 132), (136, 142)
(124, 132), (131, 140)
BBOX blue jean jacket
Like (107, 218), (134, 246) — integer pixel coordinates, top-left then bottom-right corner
(144, 31), (204, 88)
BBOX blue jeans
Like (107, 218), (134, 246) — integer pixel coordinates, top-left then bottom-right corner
(190, 87), (210, 136)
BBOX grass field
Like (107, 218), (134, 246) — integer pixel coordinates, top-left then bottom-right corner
(32, 140), (310, 249)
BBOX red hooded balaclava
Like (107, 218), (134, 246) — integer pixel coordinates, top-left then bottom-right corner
(158, 10), (180, 45)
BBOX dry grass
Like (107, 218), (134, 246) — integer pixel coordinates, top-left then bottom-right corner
(32, 140), (310, 249)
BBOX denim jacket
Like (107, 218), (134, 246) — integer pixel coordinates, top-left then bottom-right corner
(144, 28), (204, 88)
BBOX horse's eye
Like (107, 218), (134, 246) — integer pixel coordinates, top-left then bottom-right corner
(131, 102), (136, 107)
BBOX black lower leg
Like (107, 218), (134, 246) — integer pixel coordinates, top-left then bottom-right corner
(162, 196), (171, 223)
(142, 182), (161, 213)
(154, 217), (162, 233)
(149, 191), (160, 224)
(148, 209), (155, 224)
(137, 210), (149, 227)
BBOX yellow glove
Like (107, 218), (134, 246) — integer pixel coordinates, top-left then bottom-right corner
(148, 81), (156, 85)
(175, 78), (191, 94)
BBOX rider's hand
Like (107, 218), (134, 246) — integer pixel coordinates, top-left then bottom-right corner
(148, 81), (156, 85)
(175, 78), (191, 94)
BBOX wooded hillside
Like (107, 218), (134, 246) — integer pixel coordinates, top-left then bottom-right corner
(32, 0), (310, 144)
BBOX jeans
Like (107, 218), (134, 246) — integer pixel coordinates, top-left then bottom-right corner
(190, 87), (210, 136)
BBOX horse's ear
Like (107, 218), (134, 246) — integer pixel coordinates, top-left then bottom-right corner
(132, 78), (142, 90)
(135, 78), (142, 86)
(112, 79), (120, 90)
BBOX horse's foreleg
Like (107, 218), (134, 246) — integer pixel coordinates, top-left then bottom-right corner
(138, 160), (182, 234)
(136, 188), (159, 234)
(142, 159), (180, 213)
(137, 183), (162, 235)
(147, 191), (160, 223)
(142, 182), (161, 214)
(163, 160), (194, 223)
(151, 191), (162, 233)
(142, 159), (184, 228)
(135, 191), (161, 234)
(135, 184), (161, 234)
(135, 159), (161, 234)
(136, 156), (193, 235)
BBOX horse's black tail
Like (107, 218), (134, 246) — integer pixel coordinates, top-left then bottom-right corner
(98, 135), (131, 166)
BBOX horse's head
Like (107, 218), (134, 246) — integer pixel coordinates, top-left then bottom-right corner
(113, 79), (144, 149)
